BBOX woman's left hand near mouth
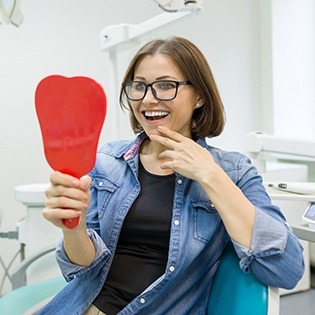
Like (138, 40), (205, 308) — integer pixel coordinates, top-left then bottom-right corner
(149, 125), (219, 183)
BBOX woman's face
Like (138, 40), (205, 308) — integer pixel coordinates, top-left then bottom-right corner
(129, 53), (200, 138)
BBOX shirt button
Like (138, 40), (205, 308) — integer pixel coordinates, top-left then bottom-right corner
(177, 179), (183, 185)
(98, 181), (103, 187)
(174, 220), (180, 226)
(140, 298), (146, 304)
(169, 265), (175, 272)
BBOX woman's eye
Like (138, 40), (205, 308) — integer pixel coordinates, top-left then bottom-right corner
(157, 82), (176, 90)
(134, 83), (146, 91)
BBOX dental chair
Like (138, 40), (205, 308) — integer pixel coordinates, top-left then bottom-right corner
(208, 242), (279, 315)
(0, 246), (66, 315)
(0, 242), (279, 315)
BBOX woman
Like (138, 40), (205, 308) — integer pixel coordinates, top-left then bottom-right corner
(37, 36), (304, 315)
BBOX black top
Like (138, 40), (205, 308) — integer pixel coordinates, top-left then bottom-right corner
(93, 161), (175, 315)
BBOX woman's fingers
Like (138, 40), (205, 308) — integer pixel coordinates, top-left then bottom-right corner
(156, 125), (185, 142)
(42, 207), (82, 228)
(50, 171), (79, 187)
(45, 194), (88, 211)
(46, 184), (89, 202)
(149, 125), (215, 181)
(149, 126), (185, 148)
(46, 172), (91, 200)
(42, 171), (92, 229)
(42, 207), (82, 220)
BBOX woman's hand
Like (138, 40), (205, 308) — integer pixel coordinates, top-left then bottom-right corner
(42, 171), (92, 230)
(150, 125), (255, 248)
(43, 171), (96, 265)
(149, 125), (218, 184)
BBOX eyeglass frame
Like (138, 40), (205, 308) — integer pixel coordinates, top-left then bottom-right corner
(122, 80), (192, 101)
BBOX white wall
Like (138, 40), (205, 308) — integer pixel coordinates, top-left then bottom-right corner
(0, 0), (266, 293)
(259, 0), (315, 140)
(272, 0), (315, 140)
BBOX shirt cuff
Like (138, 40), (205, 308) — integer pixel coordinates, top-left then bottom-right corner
(232, 208), (288, 272)
(56, 228), (110, 281)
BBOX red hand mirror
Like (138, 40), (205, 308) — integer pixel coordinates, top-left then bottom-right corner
(35, 75), (107, 229)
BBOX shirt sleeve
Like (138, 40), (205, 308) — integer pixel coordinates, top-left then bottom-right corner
(232, 207), (287, 271)
(55, 228), (111, 282)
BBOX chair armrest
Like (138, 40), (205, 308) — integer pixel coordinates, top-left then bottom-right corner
(268, 287), (280, 315)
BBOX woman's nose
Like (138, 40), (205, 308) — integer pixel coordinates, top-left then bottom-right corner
(142, 86), (158, 104)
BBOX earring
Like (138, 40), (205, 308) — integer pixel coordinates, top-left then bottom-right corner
(191, 119), (197, 130)
(195, 103), (201, 108)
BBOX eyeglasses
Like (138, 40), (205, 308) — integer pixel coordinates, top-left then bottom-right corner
(122, 80), (192, 101)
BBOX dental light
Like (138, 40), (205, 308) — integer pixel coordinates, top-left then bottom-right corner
(151, 0), (204, 12)
(0, 0), (23, 27)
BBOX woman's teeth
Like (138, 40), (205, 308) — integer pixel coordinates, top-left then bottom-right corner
(144, 111), (170, 120)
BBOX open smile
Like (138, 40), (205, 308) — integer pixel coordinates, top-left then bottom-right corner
(143, 110), (170, 121)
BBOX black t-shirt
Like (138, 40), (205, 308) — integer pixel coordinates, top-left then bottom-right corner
(93, 161), (175, 315)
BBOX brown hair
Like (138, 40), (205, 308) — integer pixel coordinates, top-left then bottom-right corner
(119, 36), (225, 139)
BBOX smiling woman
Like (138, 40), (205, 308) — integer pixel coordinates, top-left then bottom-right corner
(37, 36), (304, 315)
(125, 53), (199, 140)
(0, 0), (23, 26)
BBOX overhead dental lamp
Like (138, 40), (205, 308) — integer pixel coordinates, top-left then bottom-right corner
(152, 0), (203, 12)
(0, 0), (23, 27)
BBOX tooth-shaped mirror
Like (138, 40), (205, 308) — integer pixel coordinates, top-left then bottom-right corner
(35, 75), (107, 229)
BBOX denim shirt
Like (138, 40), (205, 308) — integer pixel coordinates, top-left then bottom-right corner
(37, 133), (304, 315)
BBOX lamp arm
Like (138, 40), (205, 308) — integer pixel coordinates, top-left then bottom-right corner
(100, 2), (203, 52)
(0, 0), (23, 27)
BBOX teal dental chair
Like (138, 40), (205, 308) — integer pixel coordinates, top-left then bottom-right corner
(0, 243), (279, 315)
(208, 242), (279, 314)
(0, 246), (67, 315)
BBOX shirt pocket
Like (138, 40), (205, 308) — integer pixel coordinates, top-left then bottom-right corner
(91, 177), (119, 219)
(192, 200), (222, 243)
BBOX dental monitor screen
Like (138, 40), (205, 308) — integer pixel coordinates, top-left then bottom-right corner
(303, 203), (315, 229)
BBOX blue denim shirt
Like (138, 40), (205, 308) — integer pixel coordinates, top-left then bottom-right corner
(37, 133), (304, 315)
